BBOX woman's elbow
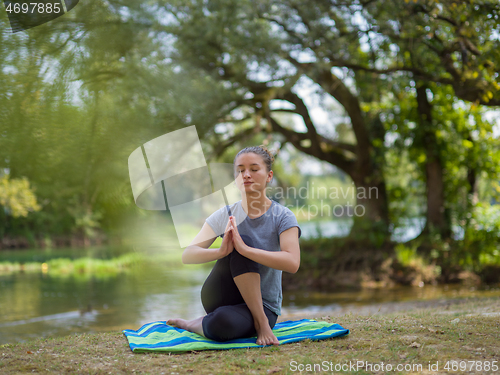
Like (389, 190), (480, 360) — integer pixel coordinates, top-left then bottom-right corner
(181, 247), (194, 264)
(288, 260), (300, 274)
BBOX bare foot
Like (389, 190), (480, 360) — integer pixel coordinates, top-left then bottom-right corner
(167, 316), (205, 337)
(255, 321), (279, 346)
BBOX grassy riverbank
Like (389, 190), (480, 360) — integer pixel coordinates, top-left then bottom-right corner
(1, 297), (498, 374)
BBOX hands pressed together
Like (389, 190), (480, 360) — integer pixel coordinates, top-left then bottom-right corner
(218, 216), (248, 259)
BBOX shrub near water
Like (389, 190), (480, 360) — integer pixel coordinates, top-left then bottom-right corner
(0, 261), (41, 273)
(394, 244), (441, 284)
(0, 253), (143, 278)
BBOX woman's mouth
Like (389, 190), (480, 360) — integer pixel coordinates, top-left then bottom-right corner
(243, 181), (253, 185)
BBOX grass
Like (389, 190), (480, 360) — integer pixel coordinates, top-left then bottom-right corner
(1, 297), (499, 374)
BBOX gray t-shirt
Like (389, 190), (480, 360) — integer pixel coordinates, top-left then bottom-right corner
(205, 200), (301, 316)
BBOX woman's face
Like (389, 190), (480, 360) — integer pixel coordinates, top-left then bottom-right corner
(234, 152), (273, 195)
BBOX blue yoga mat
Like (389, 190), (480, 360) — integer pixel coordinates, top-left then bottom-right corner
(123, 319), (349, 353)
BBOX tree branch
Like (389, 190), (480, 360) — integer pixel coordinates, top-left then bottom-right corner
(266, 113), (354, 175)
(268, 109), (357, 154)
(208, 126), (258, 160)
(288, 59), (371, 161)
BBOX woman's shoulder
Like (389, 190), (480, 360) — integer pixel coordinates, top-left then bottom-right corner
(206, 201), (243, 234)
(270, 200), (301, 237)
(270, 200), (296, 217)
(209, 201), (240, 216)
(267, 201), (299, 228)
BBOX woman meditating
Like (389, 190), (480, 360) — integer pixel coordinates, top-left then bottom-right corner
(167, 146), (301, 346)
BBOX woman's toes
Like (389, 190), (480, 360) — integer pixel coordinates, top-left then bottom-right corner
(167, 318), (184, 328)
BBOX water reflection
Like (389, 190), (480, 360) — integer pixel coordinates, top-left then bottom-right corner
(0, 263), (210, 344)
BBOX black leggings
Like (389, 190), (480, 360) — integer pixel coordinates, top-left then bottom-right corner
(201, 234), (278, 341)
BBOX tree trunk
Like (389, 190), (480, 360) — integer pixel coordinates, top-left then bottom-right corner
(416, 84), (452, 240)
(350, 174), (389, 238)
(425, 157), (451, 237)
(466, 133), (479, 207)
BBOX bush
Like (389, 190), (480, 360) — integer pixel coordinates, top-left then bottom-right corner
(460, 203), (500, 269)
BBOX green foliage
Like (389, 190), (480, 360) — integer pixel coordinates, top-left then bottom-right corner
(46, 252), (143, 278)
(0, 175), (41, 218)
(0, 252), (143, 278)
(68, 206), (103, 240)
(385, 149), (426, 223)
(394, 243), (442, 283)
(395, 243), (419, 267)
(0, 4), (202, 240)
(383, 78), (500, 242)
(461, 203), (500, 268)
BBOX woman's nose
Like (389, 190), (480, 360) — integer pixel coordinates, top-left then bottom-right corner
(242, 169), (251, 178)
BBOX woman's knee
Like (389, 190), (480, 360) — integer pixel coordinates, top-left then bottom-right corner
(201, 270), (243, 313)
(228, 234), (260, 278)
(229, 251), (259, 278)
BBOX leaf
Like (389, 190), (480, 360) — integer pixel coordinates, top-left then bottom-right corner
(462, 139), (473, 149)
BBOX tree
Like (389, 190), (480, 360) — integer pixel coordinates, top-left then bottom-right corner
(363, 0), (500, 106)
(362, 0), (500, 240)
(0, 0), (243, 242)
(158, 0), (392, 237)
(151, 0), (500, 242)
(385, 79), (500, 245)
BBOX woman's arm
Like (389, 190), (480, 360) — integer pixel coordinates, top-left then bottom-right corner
(229, 217), (300, 273)
(181, 221), (234, 264)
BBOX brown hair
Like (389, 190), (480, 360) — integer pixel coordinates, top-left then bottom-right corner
(234, 145), (274, 172)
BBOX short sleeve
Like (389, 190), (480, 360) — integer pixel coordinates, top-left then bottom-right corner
(205, 206), (229, 238)
(277, 206), (301, 238)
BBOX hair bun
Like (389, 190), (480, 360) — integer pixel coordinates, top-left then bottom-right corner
(258, 145), (275, 164)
